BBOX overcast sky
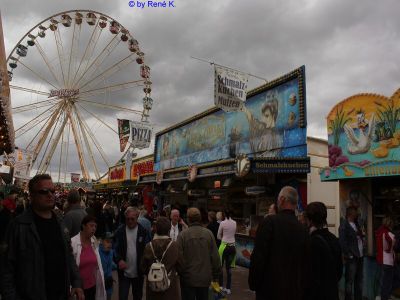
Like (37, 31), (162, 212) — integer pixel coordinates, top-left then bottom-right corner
(1, 0), (400, 180)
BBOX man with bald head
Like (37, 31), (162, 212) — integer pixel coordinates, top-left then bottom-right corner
(249, 186), (310, 300)
(170, 208), (188, 241)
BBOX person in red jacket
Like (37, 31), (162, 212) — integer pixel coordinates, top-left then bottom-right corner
(2, 189), (17, 213)
(376, 216), (399, 300)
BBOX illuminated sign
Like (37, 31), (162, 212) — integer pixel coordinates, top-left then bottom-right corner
(321, 160), (400, 181)
(198, 164), (235, 177)
(131, 158), (154, 180)
(188, 189), (206, 197)
(251, 157), (310, 173)
(109, 165), (125, 182)
(245, 186), (266, 195)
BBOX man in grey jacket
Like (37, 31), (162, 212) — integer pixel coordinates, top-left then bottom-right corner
(63, 189), (87, 237)
(177, 207), (221, 300)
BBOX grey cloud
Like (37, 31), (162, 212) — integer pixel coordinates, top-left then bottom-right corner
(3, 0), (400, 179)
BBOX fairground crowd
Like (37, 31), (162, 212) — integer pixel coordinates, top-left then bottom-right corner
(0, 174), (397, 300)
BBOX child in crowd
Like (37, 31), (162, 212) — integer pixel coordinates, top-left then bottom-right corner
(99, 233), (116, 300)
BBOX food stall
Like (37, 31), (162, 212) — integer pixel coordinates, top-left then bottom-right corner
(94, 155), (155, 212)
(320, 88), (400, 299)
(153, 66), (310, 267)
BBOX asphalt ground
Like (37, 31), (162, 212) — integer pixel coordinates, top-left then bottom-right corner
(111, 266), (255, 300)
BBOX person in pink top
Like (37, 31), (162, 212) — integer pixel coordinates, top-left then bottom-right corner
(71, 215), (107, 300)
(217, 210), (237, 295)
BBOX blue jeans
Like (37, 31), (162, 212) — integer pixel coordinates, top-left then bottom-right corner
(219, 245), (236, 290)
(345, 257), (363, 300)
(118, 273), (143, 300)
(381, 264), (400, 300)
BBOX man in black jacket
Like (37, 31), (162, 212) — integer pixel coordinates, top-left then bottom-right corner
(114, 206), (150, 300)
(305, 202), (343, 300)
(0, 174), (84, 300)
(249, 186), (310, 300)
(339, 206), (365, 300)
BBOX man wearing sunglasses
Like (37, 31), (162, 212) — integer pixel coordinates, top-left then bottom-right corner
(0, 174), (84, 300)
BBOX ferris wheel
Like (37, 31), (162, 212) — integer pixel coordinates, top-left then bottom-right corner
(6, 10), (153, 182)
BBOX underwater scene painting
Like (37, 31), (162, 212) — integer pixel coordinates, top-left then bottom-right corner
(322, 88), (400, 180)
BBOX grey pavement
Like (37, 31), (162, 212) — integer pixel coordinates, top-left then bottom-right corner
(111, 266), (255, 299)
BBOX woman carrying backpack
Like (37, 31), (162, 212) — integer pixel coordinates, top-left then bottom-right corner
(141, 216), (182, 300)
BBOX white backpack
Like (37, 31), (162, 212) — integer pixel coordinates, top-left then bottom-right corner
(148, 241), (173, 292)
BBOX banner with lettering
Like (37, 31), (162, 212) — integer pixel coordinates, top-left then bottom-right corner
(109, 164), (126, 182)
(10, 148), (32, 179)
(131, 157), (154, 180)
(130, 121), (152, 149)
(118, 119), (130, 152)
(70, 173), (80, 183)
(214, 65), (248, 112)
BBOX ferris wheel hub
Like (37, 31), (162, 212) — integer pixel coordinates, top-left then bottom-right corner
(49, 89), (80, 98)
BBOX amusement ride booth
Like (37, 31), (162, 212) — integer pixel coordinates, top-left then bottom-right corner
(320, 88), (400, 298)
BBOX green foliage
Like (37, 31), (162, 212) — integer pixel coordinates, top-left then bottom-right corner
(329, 105), (351, 145)
(377, 100), (400, 138)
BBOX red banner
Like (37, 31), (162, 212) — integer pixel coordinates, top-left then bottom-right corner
(118, 119), (130, 152)
(109, 165), (126, 181)
(131, 159), (154, 180)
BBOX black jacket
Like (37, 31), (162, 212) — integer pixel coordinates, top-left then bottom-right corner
(307, 228), (343, 300)
(113, 223), (150, 277)
(0, 208), (82, 300)
(339, 219), (364, 259)
(248, 209), (310, 300)
(206, 221), (220, 246)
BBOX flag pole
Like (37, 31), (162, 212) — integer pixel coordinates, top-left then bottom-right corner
(190, 56), (268, 83)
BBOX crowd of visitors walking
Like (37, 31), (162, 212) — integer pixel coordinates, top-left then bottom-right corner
(0, 174), (399, 300)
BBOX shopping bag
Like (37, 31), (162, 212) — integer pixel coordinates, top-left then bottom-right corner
(209, 281), (227, 300)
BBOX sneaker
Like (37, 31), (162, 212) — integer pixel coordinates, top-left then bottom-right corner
(225, 289), (231, 295)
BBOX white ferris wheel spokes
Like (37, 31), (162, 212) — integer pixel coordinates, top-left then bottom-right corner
(7, 10), (153, 183)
